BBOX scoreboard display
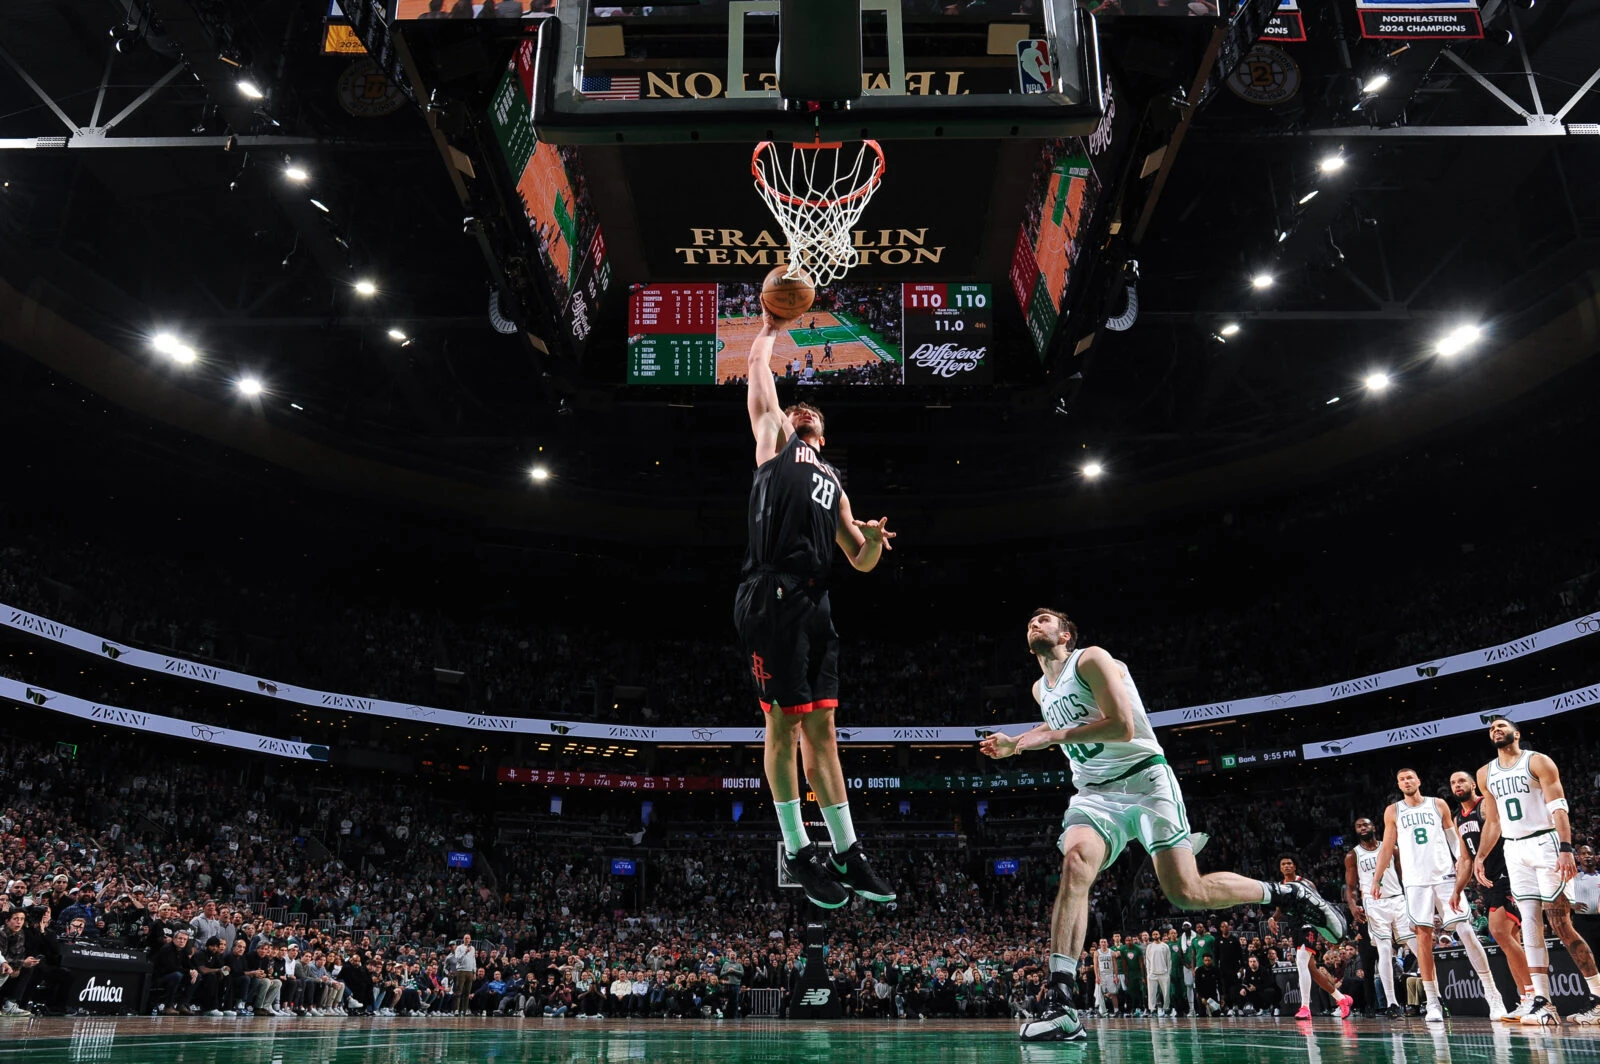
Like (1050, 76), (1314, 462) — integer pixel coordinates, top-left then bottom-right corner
(901, 283), (992, 384)
(626, 283), (719, 384)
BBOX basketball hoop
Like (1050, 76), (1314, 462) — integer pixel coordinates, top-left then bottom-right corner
(752, 139), (886, 288)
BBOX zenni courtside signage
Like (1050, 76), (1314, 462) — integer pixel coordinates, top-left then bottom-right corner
(1356, 0), (1483, 38)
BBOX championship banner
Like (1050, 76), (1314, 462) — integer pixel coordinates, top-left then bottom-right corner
(1260, 0), (1306, 41)
(3, 601), (1596, 745)
(1356, 0), (1484, 38)
(0, 676), (329, 761)
(1301, 680), (1600, 760)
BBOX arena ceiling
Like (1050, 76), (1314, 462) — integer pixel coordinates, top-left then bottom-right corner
(0, 0), (1596, 535)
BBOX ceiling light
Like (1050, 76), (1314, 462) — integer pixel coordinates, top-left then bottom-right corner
(290, 403), (304, 411)
(354, 279), (377, 297)
(309, 198), (330, 213)
(151, 332), (180, 354)
(1251, 272), (1274, 290)
(1326, 396), (1341, 405)
(529, 466), (550, 481)
(238, 79), (264, 100)
(1362, 74), (1390, 94)
(387, 328), (407, 342)
(1081, 462), (1103, 479)
(1298, 189), (1319, 205)
(1318, 153), (1346, 174)
(172, 345), (197, 365)
(1364, 372), (1390, 392)
(284, 165), (309, 182)
(238, 377), (263, 397)
(1219, 322), (1241, 337)
(1435, 323), (1481, 357)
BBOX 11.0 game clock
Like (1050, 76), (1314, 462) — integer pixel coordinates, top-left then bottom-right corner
(901, 283), (992, 383)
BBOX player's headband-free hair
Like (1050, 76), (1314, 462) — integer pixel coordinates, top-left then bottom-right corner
(1486, 714), (1518, 729)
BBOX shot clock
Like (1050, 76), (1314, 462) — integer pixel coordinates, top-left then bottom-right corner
(901, 283), (992, 384)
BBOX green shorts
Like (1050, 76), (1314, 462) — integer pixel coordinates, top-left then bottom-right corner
(1057, 757), (1192, 871)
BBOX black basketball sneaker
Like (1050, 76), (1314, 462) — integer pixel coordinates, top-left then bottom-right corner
(784, 843), (850, 909)
(827, 843), (897, 903)
(1020, 974), (1086, 1042)
(1270, 880), (1347, 943)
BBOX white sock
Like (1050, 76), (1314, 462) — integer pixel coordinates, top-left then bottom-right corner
(1532, 972), (1551, 998)
(1376, 940), (1397, 1009)
(1423, 980), (1439, 1005)
(1455, 928), (1499, 1004)
(1587, 973), (1600, 997)
(1051, 953), (1077, 977)
(820, 801), (857, 853)
(776, 799), (809, 857)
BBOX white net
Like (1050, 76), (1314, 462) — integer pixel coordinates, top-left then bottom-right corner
(752, 140), (886, 288)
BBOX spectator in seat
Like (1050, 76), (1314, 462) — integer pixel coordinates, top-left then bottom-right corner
(472, 969), (507, 1016)
(151, 927), (197, 1015)
(23, 908), (65, 1013)
(1195, 954), (1222, 1016)
(542, 973), (572, 1017)
(55, 887), (101, 940)
(193, 936), (230, 1015)
(1236, 955), (1278, 1015)
(189, 902), (224, 951)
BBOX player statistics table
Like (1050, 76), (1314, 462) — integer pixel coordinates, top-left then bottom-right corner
(627, 283), (719, 384)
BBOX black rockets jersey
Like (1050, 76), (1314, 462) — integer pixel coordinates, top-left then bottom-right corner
(1457, 798), (1507, 881)
(742, 430), (841, 586)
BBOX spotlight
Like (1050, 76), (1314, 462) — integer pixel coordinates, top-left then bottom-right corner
(1364, 372), (1390, 392)
(1435, 323), (1481, 357)
(1326, 396), (1341, 405)
(1318, 153), (1346, 174)
(1219, 322), (1241, 337)
(309, 198), (330, 213)
(238, 78), (265, 100)
(238, 377), (263, 397)
(1251, 272), (1274, 290)
(387, 328), (407, 342)
(1298, 189), (1319, 205)
(284, 165), (309, 182)
(151, 332), (180, 355)
(354, 280), (378, 297)
(1081, 462), (1104, 479)
(1361, 74), (1390, 94)
(529, 466), (550, 482)
(172, 345), (197, 365)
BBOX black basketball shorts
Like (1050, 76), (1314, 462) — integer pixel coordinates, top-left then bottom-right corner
(733, 572), (840, 715)
(1483, 873), (1518, 920)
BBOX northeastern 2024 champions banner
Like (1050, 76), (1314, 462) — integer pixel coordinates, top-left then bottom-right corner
(1356, 0), (1484, 38)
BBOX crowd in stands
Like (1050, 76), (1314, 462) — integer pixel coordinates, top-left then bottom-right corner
(0, 721), (1596, 1021)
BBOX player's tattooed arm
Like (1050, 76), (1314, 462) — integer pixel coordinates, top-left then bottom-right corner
(747, 313), (793, 465)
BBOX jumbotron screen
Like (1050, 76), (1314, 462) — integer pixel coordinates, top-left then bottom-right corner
(626, 281), (992, 386)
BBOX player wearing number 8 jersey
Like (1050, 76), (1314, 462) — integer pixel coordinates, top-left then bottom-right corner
(980, 608), (1346, 1042)
(735, 311), (897, 912)
(1371, 767), (1506, 1022)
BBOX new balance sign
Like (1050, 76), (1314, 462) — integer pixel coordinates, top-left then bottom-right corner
(798, 989), (832, 1006)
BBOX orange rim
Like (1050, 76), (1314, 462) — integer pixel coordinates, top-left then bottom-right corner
(751, 139), (886, 211)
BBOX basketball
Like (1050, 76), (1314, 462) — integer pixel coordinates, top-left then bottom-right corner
(761, 265), (816, 319)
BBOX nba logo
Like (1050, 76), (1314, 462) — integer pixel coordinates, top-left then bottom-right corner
(1017, 40), (1053, 94)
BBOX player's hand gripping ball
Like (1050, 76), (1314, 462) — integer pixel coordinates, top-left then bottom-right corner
(761, 265), (816, 321)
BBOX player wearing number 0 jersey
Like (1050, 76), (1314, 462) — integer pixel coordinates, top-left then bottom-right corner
(979, 609), (1345, 1043)
(736, 313), (897, 912)
(1474, 715), (1600, 1025)
(1372, 767), (1507, 1023)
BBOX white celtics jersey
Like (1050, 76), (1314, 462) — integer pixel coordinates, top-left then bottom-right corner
(1096, 948), (1115, 976)
(1393, 797), (1456, 886)
(1485, 750), (1553, 839)
(1036, 648), (1166, 788)
(1354, 842), (1402, 899)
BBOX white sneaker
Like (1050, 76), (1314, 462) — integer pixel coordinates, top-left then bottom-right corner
(1487, 994), (1508, 1023)
(1566, 997), (1600, 1025)
(1521, 996), (1560, 1026)
(1505, 998), (1531, 1023)
(1424, 1003), (1445, 1023)
(2, 1002), (29, 1016)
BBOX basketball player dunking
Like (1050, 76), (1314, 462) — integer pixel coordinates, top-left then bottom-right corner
(1344, 817), (1415, 1017)
(979, 609), (1346, 1041)
(1370, 767), (1507, 1022)
(1473, 715), (1600, 1025)
(735, 312), (896, 910)
(1452, 769), (1534, 1020)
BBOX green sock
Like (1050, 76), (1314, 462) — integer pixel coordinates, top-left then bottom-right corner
(821, 801), (858, 853)
(776, 799), (810, 857)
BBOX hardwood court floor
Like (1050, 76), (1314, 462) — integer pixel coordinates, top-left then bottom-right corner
(5, 1015), (1598, 1063)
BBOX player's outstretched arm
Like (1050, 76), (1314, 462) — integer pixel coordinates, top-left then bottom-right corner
(1531, 752), (1578, 881)
(748, 313), (793, 465)
(994, 648), (1136, 757)
(1371, 805), (1399, 898)
(835, 491), (895, 572)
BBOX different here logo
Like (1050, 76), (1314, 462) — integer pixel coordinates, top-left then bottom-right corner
(797, 988), (832, 1006)
(78, 977), (125, 1003)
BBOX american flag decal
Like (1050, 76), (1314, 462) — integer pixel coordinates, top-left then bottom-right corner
(580, 74), (641, 100)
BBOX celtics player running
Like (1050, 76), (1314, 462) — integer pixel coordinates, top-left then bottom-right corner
(1370, 767), (1506, 1023)
(1345, 817), (1414, 1017)
(979, 608), (1346, 1042)
(1473, 716), (1600, 1025)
